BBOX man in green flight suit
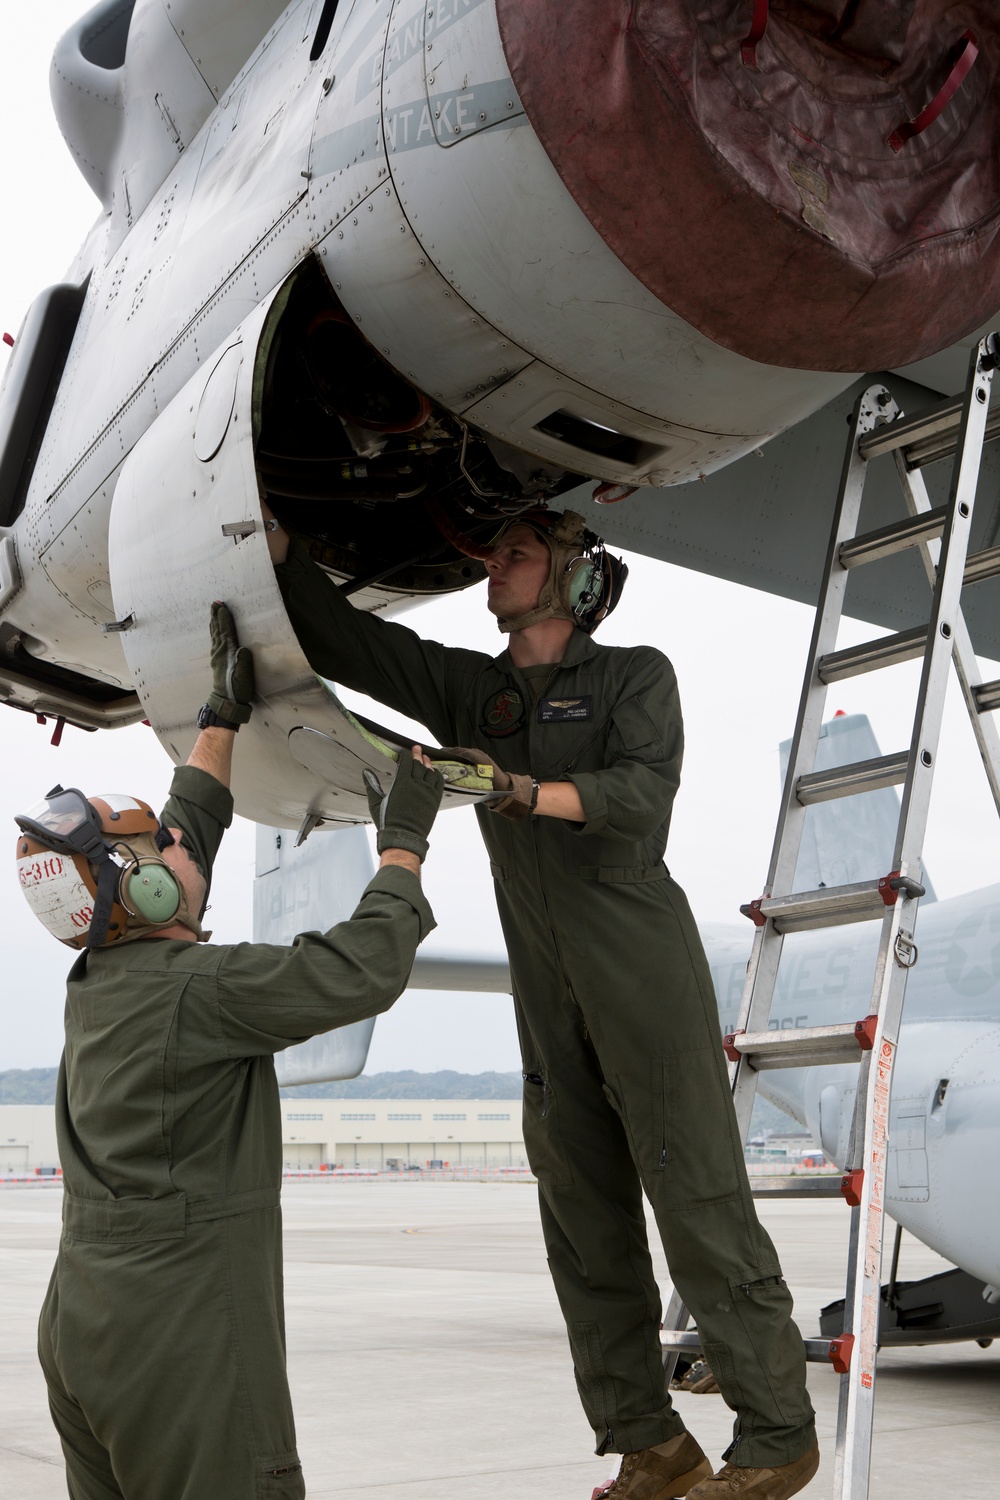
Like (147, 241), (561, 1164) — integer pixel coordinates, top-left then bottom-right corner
(16, 604), (445, 1500)
(265, 505), (819, 1500)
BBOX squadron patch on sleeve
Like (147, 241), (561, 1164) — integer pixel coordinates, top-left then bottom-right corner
(538, 695), (592, 723)
(481, 687), (525, 737)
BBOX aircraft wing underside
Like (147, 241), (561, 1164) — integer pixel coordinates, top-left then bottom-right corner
(566, 372), (1000, 665)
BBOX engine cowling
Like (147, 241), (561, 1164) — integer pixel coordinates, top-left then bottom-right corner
(107, 281), (492, 827)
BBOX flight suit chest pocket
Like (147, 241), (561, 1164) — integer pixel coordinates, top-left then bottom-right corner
(546, 706), (614, 778)
(610, 696), (663, 761)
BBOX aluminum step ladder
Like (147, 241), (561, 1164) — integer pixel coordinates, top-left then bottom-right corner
(659, 334), (1000, 1499)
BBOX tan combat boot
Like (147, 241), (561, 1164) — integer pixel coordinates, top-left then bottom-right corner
(593, 1432), (714, 1499)
(684, 1442), (820, 1500)
(670, 1358), (720, 1395)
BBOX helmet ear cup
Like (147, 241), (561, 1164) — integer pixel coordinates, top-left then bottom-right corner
(120, 859), (181, 925)
(565, 557), (603, 617)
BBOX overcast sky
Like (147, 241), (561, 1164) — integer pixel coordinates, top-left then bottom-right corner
(2, 5), (999, 1076)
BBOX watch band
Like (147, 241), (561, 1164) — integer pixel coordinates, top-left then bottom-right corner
(529, 778), (541, 812)
(197, 703), (240, 731)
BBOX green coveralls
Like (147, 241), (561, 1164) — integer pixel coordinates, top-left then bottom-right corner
(276, 542), (816, 1465)
(37, 765), (434, 1500)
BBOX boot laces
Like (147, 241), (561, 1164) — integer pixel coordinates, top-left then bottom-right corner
(716, 1463), (765, 1490)
(603, 1451), (643, 1495)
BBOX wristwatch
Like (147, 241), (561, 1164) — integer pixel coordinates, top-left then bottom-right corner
(529, 778), (541, 813)
(197, 703), (239, 731)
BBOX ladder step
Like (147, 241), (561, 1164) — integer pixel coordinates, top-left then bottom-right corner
(974, 678), (1000, 713)
(808, 1338), (845, 1365)
(659, 1329), (843, 1365)
(795, 751), (909, 804)
(857, 392), (1000, 469)
(838, 522), (1000, 586)
(818, 624), (927, 683)
(748, 1175), (845, 1198)
(838, 508), (947, 569)
(659, 1329), (703, 1352)
(964, 543), (1000, 586)
(725, 1023), (867, 1070)
(742, 880), (889, 933)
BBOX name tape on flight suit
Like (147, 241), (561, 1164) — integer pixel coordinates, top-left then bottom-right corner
(537, 696), (592, 723)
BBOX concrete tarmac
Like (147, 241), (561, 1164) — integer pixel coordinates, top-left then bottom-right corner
(1, 1180), (997, 1499)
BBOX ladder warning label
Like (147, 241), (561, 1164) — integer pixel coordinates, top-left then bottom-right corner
(861, 1037), (895, 1375)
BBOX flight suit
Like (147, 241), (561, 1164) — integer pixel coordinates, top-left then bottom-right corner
(37, 764), (434, 1500)
(276, 543), (816, 1466)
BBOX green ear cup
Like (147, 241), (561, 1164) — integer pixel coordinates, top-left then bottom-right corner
(123, 860), (181, 924)
(567, 559), (602, 615)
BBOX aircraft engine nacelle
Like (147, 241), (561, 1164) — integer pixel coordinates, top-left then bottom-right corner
(803, 1019), (1000, 1290)
(307, 0), (856, 492)
(106, 282), (483, 828)
(298, 0), (1000, 491)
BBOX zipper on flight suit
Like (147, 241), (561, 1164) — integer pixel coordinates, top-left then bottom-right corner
(558, 708), (611, 777)
(567, 986), (589, 1041)
(523, 1072), (550, 1117)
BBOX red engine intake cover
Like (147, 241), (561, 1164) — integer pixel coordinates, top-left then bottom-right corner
(496, 0), (1000, 371)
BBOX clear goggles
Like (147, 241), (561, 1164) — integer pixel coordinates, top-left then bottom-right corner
(15, 786), (109, 863)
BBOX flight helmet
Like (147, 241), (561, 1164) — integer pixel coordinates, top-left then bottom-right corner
(492, 508), (628, 634)
(15, 786), (205, 949)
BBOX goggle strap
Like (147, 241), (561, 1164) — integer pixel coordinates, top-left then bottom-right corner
(87, 856), (119, 950)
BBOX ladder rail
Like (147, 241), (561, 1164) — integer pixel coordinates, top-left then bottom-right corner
(833, 342), (995, 1499)
(658, 337), (1000, 1500)
(895, 459), (1000, 819)
(729, 390), (901, 1118)
(759, 389), (899, 907)
(890, 345), (993, 881)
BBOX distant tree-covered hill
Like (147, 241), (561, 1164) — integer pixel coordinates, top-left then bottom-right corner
(0, 1067), (529, 1105)
(0, 1068), (60, 1104)
(279, 1070), (524, 1100)
(0, 1067), (804, 1136)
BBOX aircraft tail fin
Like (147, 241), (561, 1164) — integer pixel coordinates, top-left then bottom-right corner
(779, 713), (937, 902)
(254, 824), (379, 1084)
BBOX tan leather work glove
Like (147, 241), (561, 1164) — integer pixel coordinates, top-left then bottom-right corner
(438, 747), (537, 822)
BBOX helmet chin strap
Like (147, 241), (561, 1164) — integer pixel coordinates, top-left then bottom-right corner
(496, 594), (576, 634)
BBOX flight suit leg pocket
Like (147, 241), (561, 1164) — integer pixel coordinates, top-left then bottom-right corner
(602, 1063), (667, 1179)
(256, 1452), (305, 1498)
(522, 1070), (574, 1187)
(729, 1272), (805, 1427)
(662, 1048), (742, 1207)
(700, 1338), (746, 1417)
